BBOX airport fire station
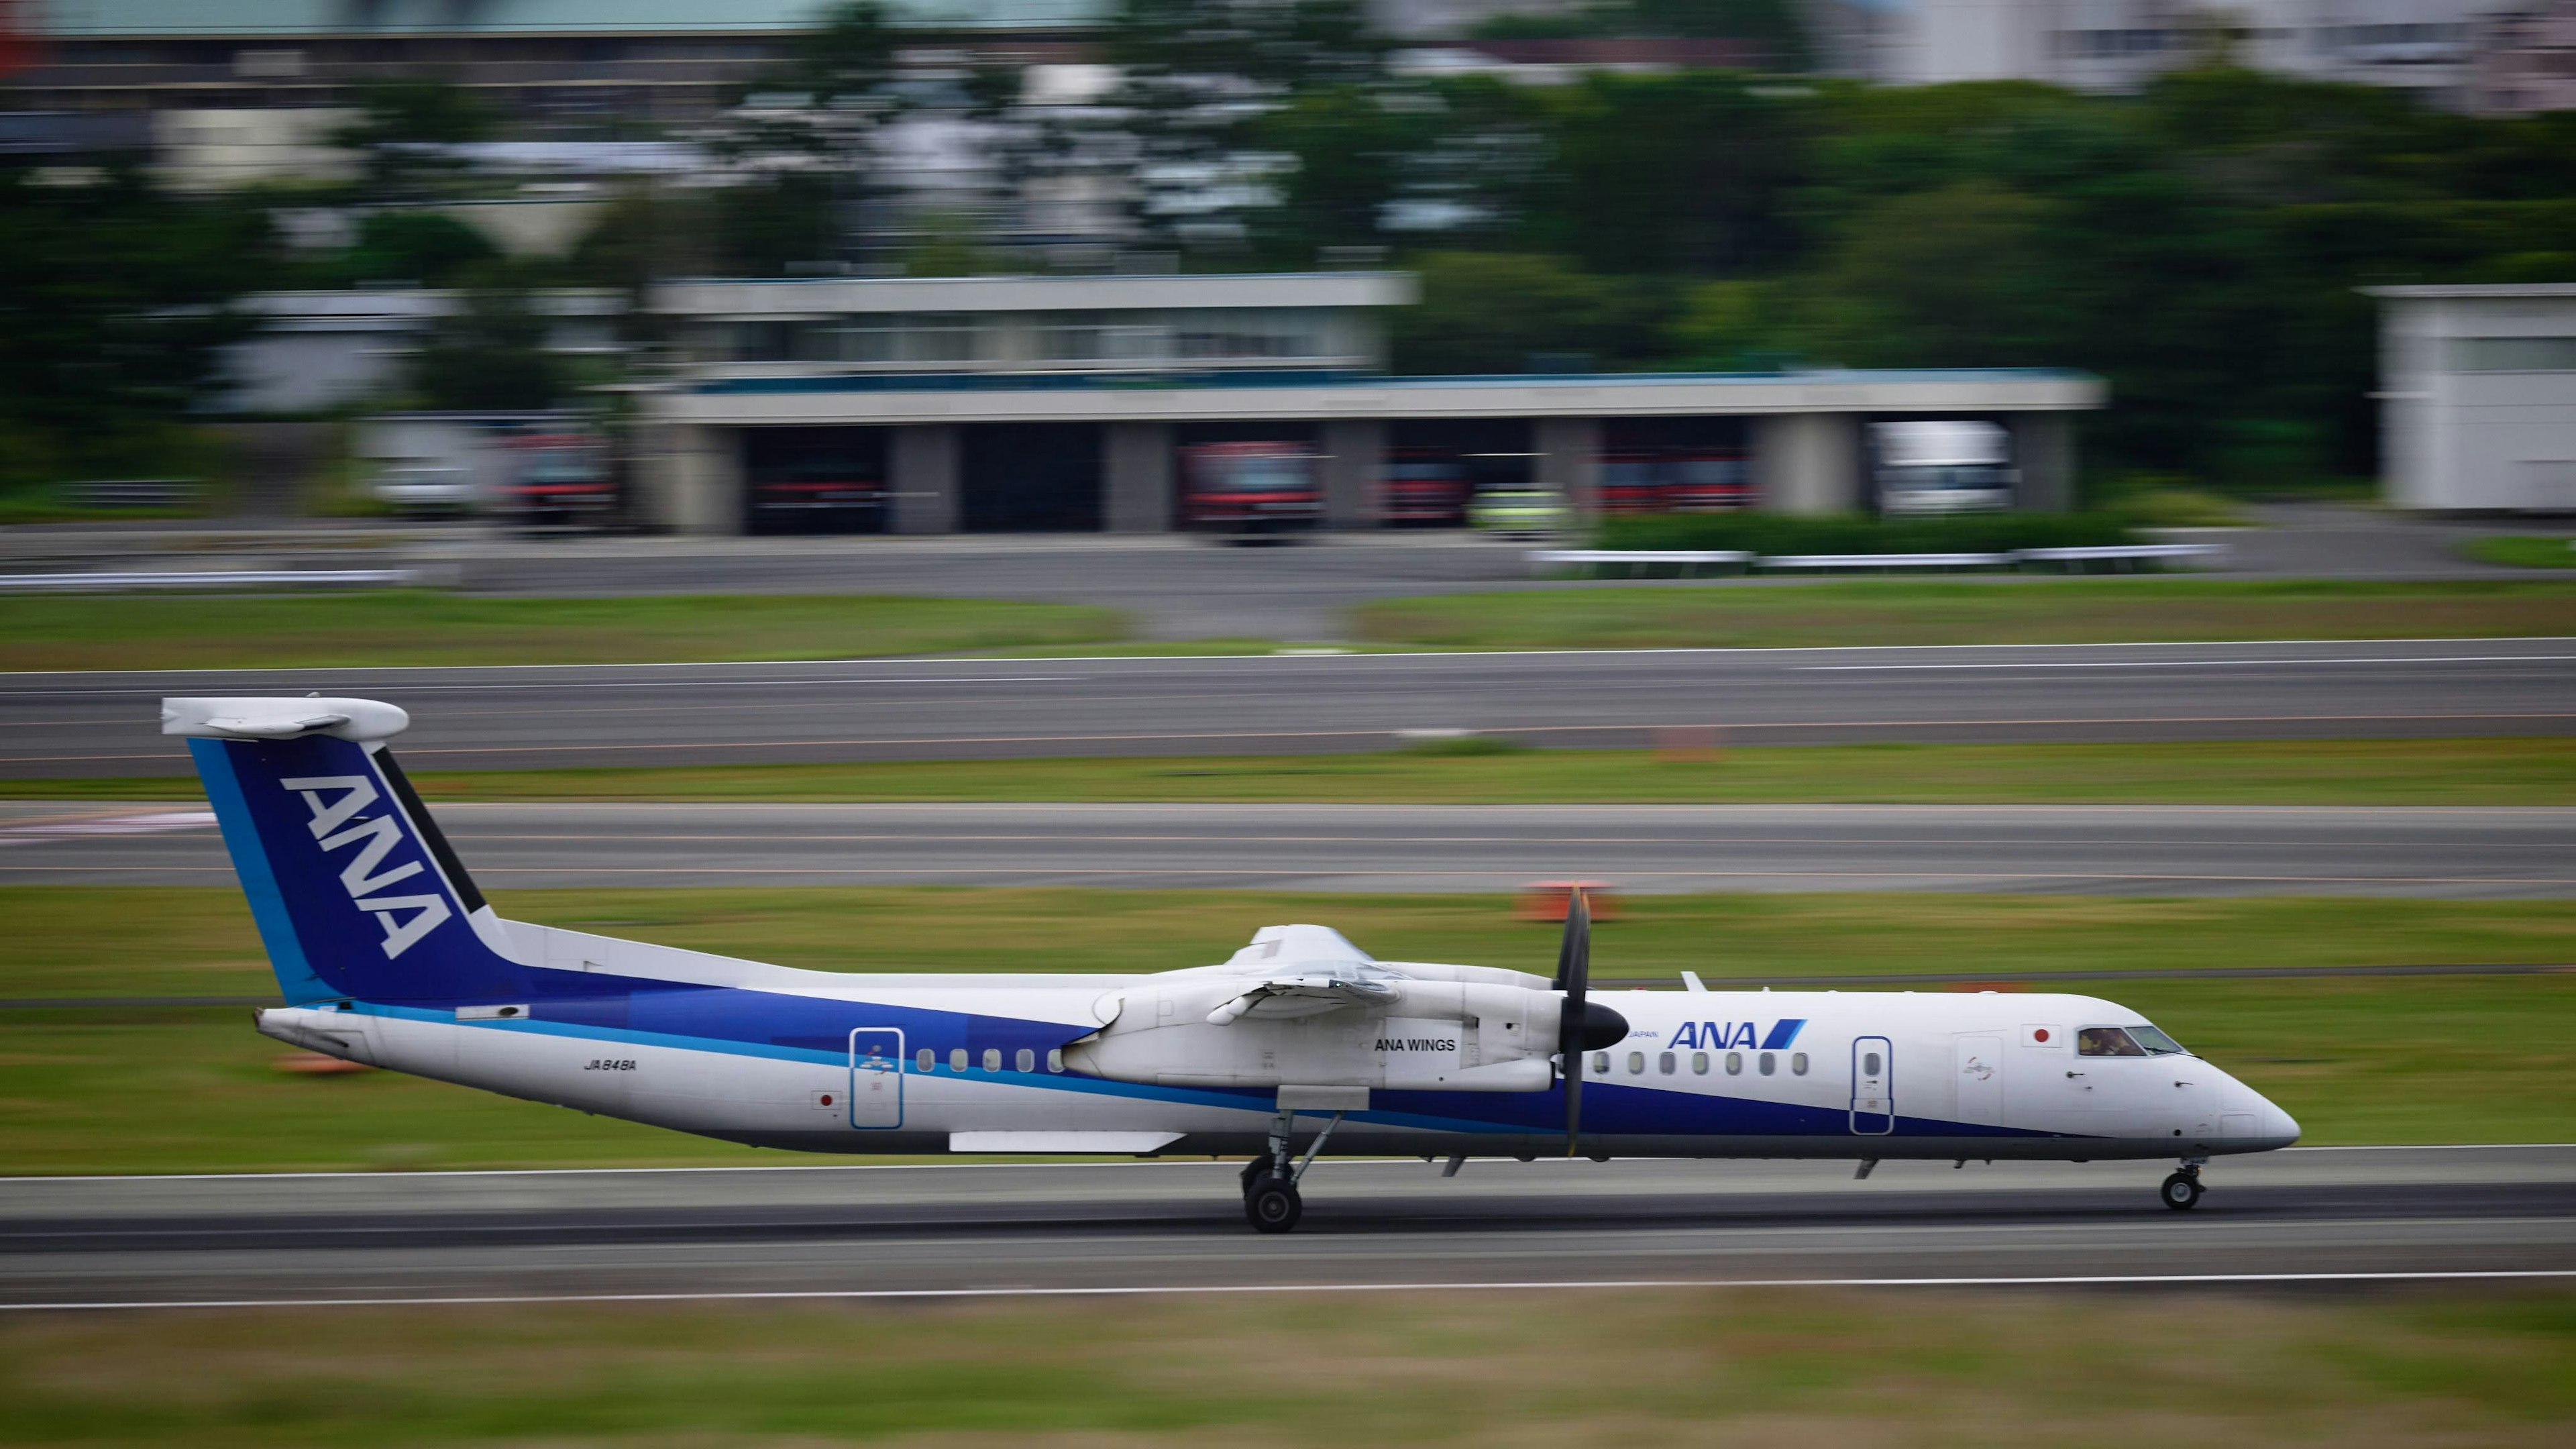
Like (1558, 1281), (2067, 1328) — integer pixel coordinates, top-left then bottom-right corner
(635, 271), (2104, 535)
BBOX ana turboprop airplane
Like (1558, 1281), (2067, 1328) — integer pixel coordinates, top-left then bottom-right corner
(172, 695), (2299, 1232)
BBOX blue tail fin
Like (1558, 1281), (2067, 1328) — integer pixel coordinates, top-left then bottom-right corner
(185, 721), (533, 1007)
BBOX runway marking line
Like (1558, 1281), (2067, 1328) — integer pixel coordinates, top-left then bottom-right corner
(9, 711), (2575, 765)
(7, 1271), (2575, 1313)
(1808, 655), (2576, 672)
(5, 635), (2573, 680)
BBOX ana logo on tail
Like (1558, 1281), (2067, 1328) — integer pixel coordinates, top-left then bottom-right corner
(280, 774), (453, 959)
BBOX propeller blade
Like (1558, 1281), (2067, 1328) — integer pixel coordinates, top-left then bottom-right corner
(1556, 887), (1591, 1156)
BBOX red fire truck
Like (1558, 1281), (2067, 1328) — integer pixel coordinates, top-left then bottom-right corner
(1379, 449), (1472, 527)
(496, 429), (618, 529)
(1179, 441), (1322, 538)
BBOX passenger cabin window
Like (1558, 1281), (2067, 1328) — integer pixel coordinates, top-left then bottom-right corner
(1692, 1052), (1710, 1075)
(982, 1048), (1001, 1072)
(1046, 1049), (1063, 1073)
(1758, 1052), (1776, 1077)
(949, 1048), (968, 1072)
(1862, 1051), (1882, 1076)
(1659, 1052), (1676, 1075)
(1016, 1048), (1036, 1073)
(2077, 1027), (2149, 1058)
(1725, 1052), (1743, 1075)
(1592, 1051), (1610, 1074)
(1791, 1052), (1809, 1076)
(916, 1048), (934, 1072)
(1627, 1051), (1646, 1075)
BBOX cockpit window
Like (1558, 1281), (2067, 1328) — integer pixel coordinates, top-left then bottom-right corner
(2076, 1026), (2148, 1057)
(2128, 1024), (2190, 1056)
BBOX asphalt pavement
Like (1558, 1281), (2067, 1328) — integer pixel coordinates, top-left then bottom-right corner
(5, 637), (2572, 779)
(10, 800), (2573, 897)
(2, 1146), (2567, 1307)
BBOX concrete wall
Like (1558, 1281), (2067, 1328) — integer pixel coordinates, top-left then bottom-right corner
(1320, 419), (1389, 528)
(641, 423), (741, 535)
(2373, 287), (2576, 511)
(1754, 413), (1863, 515)
(1102, 421), (1175, 533)
(890, 424), (962, 534)
(1534, 416), (1603, 518)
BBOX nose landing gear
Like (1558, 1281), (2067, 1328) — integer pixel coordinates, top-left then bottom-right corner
(2159, 1163), (2205, 1211)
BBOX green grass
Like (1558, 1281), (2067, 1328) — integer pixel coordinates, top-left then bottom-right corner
(4, 886), (2573, 1171)
(0, 590), (1127, 671)
(2466, 535), (2576, 570)
(16, 738), (2571, 806)
(1355, 578), (2576, 649)
(2, 1289), (2571, 1444)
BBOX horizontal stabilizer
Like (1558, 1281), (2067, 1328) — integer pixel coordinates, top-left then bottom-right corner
(164, 697), (410, 743)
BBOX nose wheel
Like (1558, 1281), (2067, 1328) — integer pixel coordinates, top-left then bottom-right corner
(2159, 1167), (2204, 1211)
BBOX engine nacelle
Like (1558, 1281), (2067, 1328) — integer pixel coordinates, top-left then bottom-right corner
(1063, 979), (1560, 1091)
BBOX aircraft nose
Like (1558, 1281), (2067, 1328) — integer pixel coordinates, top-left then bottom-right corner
(2261, 1096), (2302, 1148)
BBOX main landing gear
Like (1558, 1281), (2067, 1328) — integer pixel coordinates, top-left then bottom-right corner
(2160, 1161), (2205, 1211)
(1242, 1105), (1346, 1234)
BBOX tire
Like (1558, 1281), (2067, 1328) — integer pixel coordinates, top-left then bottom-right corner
(1240, 1157), (1270, 1197)
(1244, 1176), (1303, 1234)
(2160, 1171), (2203, 1211)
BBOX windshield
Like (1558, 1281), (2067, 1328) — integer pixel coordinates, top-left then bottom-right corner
(2078, 1025), (2190, 1057)
(2129, 1024), (2190, 1056)
(1214, 455), (1309, 491)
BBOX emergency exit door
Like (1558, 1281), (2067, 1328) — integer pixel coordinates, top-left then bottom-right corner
(848, 1028), (904, 1129)
(1851, 1036), (1894, 1135)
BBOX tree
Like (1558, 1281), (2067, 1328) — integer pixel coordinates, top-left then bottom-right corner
(407, 288), (566, 412)
(334, 78), (498, 201)
(1390, 252), (1666, 374)
(0, 166), (270, 484)
(1100, 0), (1387, 245)
(343, 210), (498, 286)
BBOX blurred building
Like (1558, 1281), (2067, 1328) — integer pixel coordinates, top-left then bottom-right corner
(1809, 1), (2524, 109)
(2369, 282), (2576, 513)
(2471, 3), (2576, 114)
(636, 269), (2101, 535)
(216, 288), (623, 413)
(11, 1), (1104, 125)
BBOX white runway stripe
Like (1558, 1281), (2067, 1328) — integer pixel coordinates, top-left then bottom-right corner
(8, 1269), (2575, 1312)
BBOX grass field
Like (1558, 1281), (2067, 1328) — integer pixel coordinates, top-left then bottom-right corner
(1354, 578), (2576, 650)
(2465, 535), (2576, 570)
(0, 591), (1124, 672)
(3, 1289), (2571, 1444)
(12, 737), (2571, 806)
(3, 886), (2572, 1172)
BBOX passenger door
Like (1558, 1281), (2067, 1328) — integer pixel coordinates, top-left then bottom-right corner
(847, 1028), (904, 1130)
(1850, 1036), (1894, 1136)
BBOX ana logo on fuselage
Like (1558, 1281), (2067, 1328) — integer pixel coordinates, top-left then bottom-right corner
(1670, 1019), (1807, 1051)
(279, 773), (452, 959)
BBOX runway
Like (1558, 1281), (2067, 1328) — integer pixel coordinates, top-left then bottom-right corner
(9, 800), (2575, 896)
(3, 1147), (2569, 1307)
(3, 637), (2573, 779)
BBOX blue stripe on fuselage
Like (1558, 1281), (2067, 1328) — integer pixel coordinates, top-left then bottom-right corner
(1758, 1018), (1807, 1051)
(357, 977), (2065, 1141)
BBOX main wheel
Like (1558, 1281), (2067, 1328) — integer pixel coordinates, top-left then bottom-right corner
(2159, 1171), (2204, 1211)
(1240, 1157), (1271, 1197)
(1244, 1175), (1303, 1234)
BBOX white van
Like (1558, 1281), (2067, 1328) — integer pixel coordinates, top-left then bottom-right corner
(1872, 420), (2017, 515)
